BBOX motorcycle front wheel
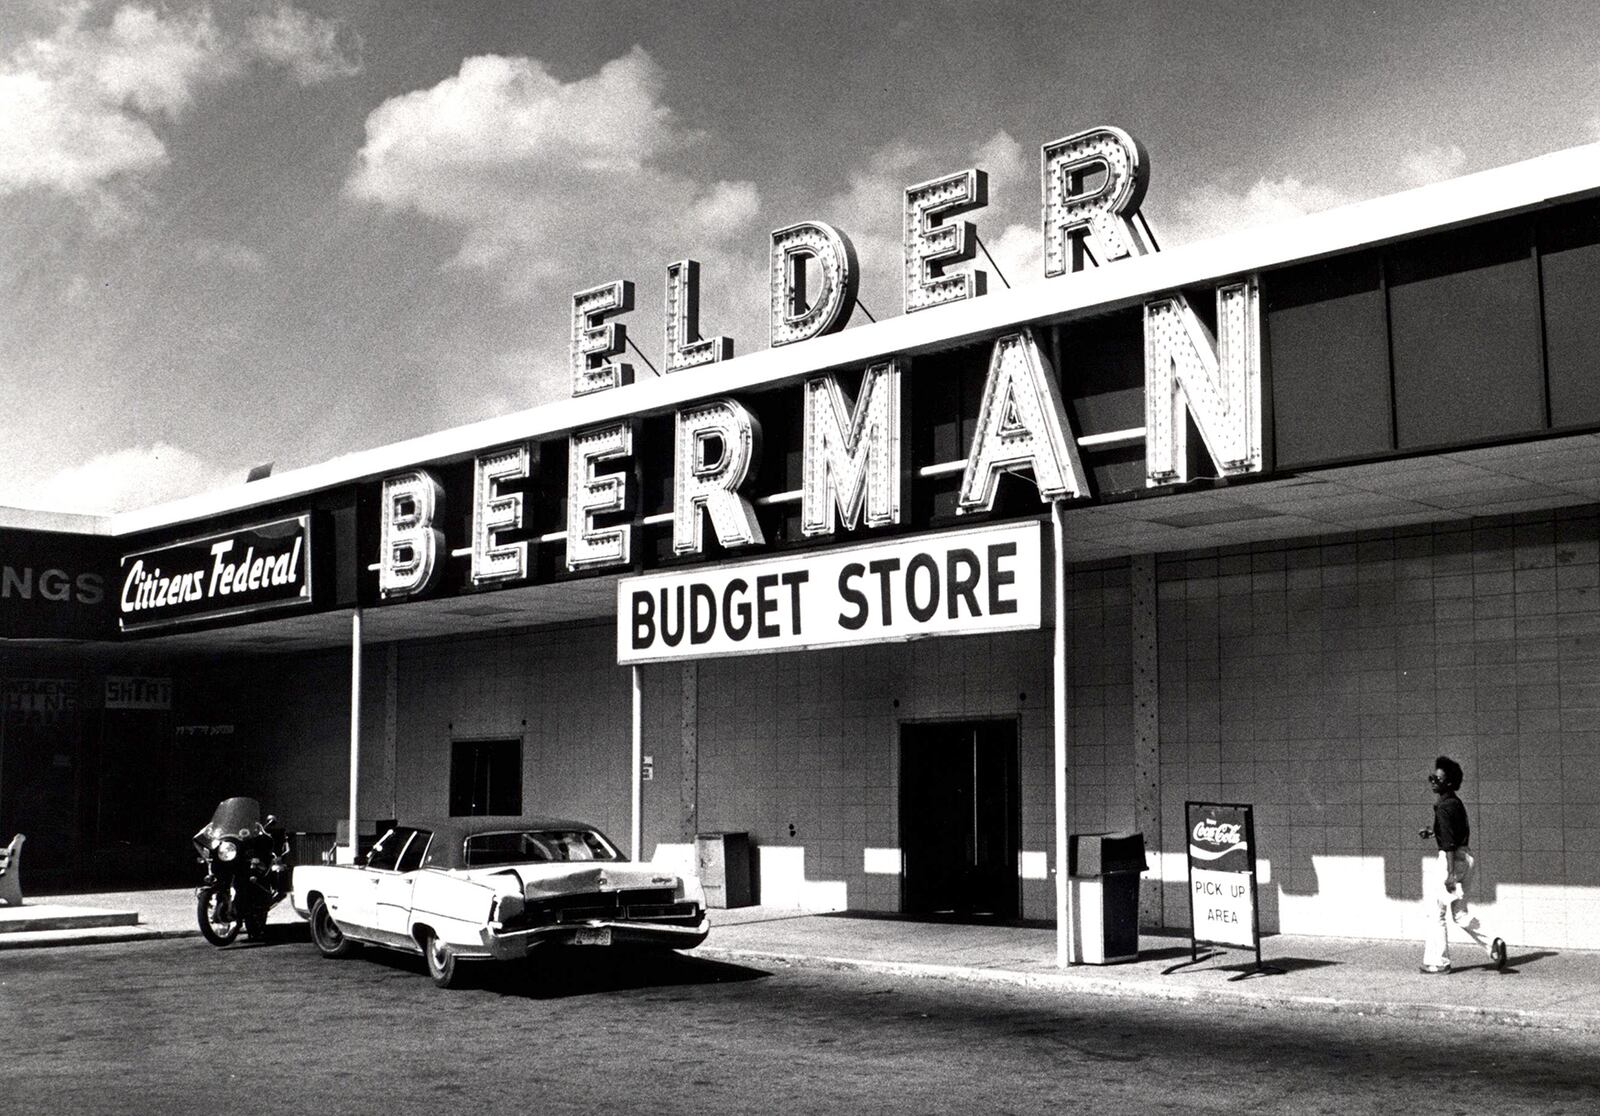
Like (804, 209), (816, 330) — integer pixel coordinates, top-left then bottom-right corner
(197, 887), (243, 946)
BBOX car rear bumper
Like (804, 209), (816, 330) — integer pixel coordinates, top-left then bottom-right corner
(480, 915), (710, 960)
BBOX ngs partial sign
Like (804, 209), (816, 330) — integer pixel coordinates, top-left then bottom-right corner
(617, 522), (1040, 663)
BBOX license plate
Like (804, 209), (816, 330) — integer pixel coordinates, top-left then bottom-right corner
(573, 927), (612, 946)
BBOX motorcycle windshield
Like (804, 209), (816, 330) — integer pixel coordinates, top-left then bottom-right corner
(202, 797), (264, 841)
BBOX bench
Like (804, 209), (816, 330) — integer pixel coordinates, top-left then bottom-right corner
(0, 833), (24, 907)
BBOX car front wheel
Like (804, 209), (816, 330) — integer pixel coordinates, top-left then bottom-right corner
(309, 896), (353, 958)
(424, 931), (458, 989)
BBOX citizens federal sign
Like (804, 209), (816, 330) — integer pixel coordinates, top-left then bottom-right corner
(119, 515), (313, 632)
(618, 523), (1041, 663)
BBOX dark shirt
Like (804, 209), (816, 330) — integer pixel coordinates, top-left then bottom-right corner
(1433, 792), (1470, 851)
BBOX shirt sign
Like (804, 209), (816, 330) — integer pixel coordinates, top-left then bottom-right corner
(1185, 801), (1261, 950)
(119, 515), (313, 632)
(104, 676), (172, 710)
(617, 522), (1042, 664)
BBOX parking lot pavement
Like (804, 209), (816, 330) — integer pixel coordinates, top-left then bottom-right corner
(8, 892), (1599, 1031)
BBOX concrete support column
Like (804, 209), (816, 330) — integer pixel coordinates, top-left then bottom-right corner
(384, 641), (398, 821)
(1131, 553), (1162, 925)
(1052, 500), (1076, 966)
(680, 662), (699, 841)
(346, 608), (362, 864)
(631, 665), (643, 860)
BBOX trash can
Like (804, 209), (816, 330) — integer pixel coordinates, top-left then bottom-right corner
(695, 832), (754, 908)
(1068, 831), (1146, 964)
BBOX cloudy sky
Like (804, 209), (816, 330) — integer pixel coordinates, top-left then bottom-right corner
(3, 0), (1599, 514)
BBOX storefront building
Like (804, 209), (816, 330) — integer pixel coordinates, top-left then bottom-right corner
(5, 130), (1600, 954)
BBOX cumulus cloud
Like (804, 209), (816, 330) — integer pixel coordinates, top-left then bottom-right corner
(1156, 175), (1358, 246)
(985, 221), (1045, 288)
(0, 2), (360, 206)
(0, 441), (241, 514)
(242, 1), (361, 84)
(346, 47), (768, 394)
(347, 49), (759, 284)
(812, 129), (1037, 316)
(1400, 143), (1467, 187)
(346, 50), (1056, 386)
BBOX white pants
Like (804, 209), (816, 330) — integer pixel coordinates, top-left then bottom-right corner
(1423, 847), (1494, 967)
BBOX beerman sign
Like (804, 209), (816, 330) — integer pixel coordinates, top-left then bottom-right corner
(617, 522), (1041, 663)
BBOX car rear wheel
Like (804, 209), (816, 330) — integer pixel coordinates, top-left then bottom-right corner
(424, 931), (458, 989)
(309, 896), (353, 958)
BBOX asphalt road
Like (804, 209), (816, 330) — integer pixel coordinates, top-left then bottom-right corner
(2, 925), (1597, 1115)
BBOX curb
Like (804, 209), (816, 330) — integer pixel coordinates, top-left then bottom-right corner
(0, 926), (200, 950)
(693, 946), (1599, 1034)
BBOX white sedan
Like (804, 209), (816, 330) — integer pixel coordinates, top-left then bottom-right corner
(291, 817), (709, 988)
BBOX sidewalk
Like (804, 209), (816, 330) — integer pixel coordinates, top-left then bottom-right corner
(6, 890), (1600, 1031)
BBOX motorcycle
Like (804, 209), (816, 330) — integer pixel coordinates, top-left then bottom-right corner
(193, 797), (291, 946)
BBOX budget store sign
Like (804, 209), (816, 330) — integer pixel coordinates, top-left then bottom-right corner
(617, 522), (1040, 663)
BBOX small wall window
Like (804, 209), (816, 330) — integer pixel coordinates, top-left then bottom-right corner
(449, 737), (522, 817)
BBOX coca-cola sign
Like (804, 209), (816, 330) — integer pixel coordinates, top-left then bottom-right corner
(1191, 818), (1244, 848)
(1185, 801), (1259, 951)
(1188, 807), (1250, 873)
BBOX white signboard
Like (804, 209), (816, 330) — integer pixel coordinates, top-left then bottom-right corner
(617, 522), (1041, 664)
(1189, 866), (1255, 947)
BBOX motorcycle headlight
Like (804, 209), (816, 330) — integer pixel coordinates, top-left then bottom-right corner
(216, 839), (239, 862)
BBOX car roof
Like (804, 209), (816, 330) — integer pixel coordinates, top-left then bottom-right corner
(390, 817), (614, 871)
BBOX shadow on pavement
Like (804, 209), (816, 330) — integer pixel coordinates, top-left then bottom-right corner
(1506, 949), (1559, 972)
(1160, 950), (1340, 978)
(196, 922), (311, 949)
(1129, 945), (1195, 963)
(475, 947), (771, 1000)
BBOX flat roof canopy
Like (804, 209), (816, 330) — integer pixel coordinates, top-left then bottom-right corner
(125, 430), (1600, 655)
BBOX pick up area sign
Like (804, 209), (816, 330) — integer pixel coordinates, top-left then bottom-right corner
(617, 521), (1042, 663)
(1185, 801), (1261, 951)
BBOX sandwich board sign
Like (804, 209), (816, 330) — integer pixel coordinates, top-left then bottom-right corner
(1183, 801), (1273, 973)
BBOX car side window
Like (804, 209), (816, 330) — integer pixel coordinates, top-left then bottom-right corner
(396, 829), (432, 872)
(366, 827), (413, 872)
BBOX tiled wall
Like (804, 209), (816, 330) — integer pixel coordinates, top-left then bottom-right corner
(1155, 511), (1600, 950)
(693, 631), (1057, 916)
(208, 504), (1600, 949)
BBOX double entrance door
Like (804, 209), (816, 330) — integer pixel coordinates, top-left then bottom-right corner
(899, 719), (1019, 920)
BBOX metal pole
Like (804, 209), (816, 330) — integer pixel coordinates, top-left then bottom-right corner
(1052, 501), (1075, 966)
(631, 665), (643, 861)
(348, 608), (362, 864)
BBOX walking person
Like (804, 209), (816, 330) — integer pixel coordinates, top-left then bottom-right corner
(1418, 755), (1508, 974)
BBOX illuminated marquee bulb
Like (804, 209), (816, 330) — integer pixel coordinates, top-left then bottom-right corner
(903, 169), (988, 313)
(1042, 126), (1156, 276)
(1144, 278), (1262, 486)
(571, 281), (635, 396)
(567, 424), (633, 570)
(470, 445), (530, 585)
(378, 470), (444, 598)
(801, 359), (905, 537)
(673, 400), (765, 555)
(664, 260), (734, 372)
(957, 330), (1088, 512)
(770, 221), (859, 348)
